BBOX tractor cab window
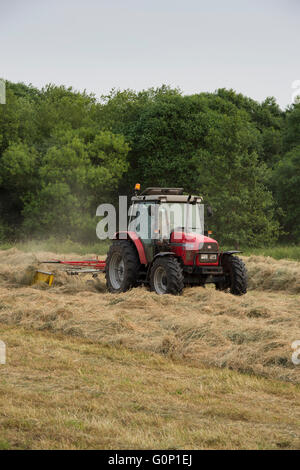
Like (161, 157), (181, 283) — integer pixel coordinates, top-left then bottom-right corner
(128, 201), (204, 240)
(128, 202), (157, 239)
(158, 203), (204, 239)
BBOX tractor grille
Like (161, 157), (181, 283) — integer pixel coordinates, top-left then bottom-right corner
(198, 242), (218, 252)
(196, 242), (218, 264)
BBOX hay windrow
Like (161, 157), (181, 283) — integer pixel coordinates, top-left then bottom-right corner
(0, 249), (299, 383)
(245, 255), (300, 294)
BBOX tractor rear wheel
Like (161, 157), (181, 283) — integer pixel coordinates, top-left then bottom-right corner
(150, 256), (184, 295)
(216, 255), (247, 295)
(106, 240), (140, 293)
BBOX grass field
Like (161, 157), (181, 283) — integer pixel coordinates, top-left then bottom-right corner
(1, 325), (299, 450)
(0, 247), (299, 449)
(239, 246), (300, 262)
(0, 239), (300, 261)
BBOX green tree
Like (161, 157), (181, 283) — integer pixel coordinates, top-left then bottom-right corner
(0, 81), (286, 245)
(272, 145), (300, 240)
(271, 103), (300, 241)
(22, 131), (129, 241)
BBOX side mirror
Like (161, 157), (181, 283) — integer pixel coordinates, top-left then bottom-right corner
(206, 205), (213, 218)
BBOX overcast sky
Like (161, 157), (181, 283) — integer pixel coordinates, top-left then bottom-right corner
(1, 0), (299, 108)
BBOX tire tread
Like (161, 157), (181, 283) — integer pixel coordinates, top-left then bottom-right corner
(150, 256), (184, 295)
(105, 240), (140, 293)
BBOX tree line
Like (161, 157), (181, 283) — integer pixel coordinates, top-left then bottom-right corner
(0, 81), (299, 247)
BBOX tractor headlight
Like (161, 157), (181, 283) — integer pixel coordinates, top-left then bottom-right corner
(200, 254), (208, 260)
(209, 254), (217, 260)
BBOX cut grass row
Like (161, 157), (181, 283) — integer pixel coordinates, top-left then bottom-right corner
(0, 238), (111, 256)
(0, 324), (299, 450)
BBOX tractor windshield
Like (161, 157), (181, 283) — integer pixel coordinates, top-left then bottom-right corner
(159, 202), (204, 239)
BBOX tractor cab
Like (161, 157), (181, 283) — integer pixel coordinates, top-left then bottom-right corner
(128, 187), (216, 264)
(129, 187), (204, 238)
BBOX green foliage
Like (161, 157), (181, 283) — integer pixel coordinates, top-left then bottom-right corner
(0, 81), (298, 245)
(272, 145), (300, 240)
(0, 82), (129, 242)
(283, 103), (300, 151)
(271, 103), (300, 241)
(21, 131), (129, 241)
(0, 142), (39, 193)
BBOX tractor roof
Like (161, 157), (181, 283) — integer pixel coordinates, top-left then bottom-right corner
(140, 187), (184, 196)
(132, 188), (203, 203)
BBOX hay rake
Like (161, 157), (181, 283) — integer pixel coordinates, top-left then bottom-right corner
(35, 259), (106, 285)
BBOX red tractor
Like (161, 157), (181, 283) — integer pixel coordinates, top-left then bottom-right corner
(105, 187), (247, 296)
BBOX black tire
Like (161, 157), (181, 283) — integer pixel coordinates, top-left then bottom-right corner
(105, 240), (140, 293)
(216, 255), (247, 295)
(150, 256), (184, 295)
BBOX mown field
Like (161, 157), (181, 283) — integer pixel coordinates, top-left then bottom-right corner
(0, 247), (299, 449)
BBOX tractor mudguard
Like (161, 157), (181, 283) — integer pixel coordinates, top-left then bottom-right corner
(114, 231), (147, 265)
(153, 252), (176, 259)
(146, 251), (176, 281)
(221, 251), (242, 256)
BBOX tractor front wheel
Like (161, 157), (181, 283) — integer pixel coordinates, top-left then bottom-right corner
(106, 240), (140, 293)
(150, 256), (184, 295)
(216, 255), (247, 295)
